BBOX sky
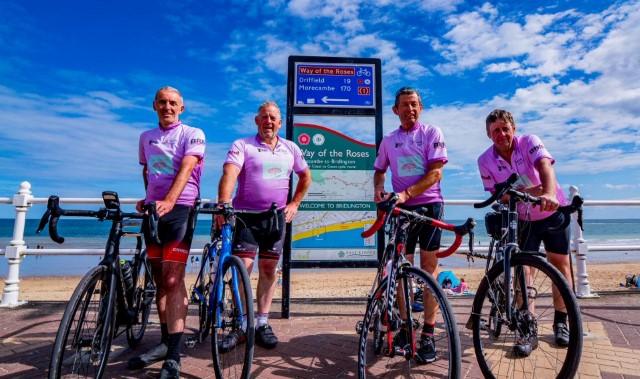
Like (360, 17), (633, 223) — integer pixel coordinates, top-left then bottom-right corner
(1, 0), (639, 220)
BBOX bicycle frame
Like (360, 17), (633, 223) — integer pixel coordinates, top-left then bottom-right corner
(361, 194), (475, 357)
(475, 173), (584, 327)
(190, 204), (255, 343)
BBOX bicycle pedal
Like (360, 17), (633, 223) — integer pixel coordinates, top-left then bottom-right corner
(184, 336), (197, 348)
(355, 321), (363, 334)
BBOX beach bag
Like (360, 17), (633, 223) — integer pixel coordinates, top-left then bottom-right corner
(626, 275), (638, 287)
(484, 212), (502, 239)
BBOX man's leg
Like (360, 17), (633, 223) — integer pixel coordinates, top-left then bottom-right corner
(128, 261), (168, 369)
(546, 251), (570, 312)
(420, 249), (439, 326)
(254, 257), (280, 348)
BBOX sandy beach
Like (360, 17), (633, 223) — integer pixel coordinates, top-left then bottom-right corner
(3, 261), (639, 302)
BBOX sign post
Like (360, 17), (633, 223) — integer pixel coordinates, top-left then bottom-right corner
(282, 56), (382, 318)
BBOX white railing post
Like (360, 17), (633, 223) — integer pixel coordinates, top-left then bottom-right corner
(1, 181), (32, 308)
(569, 185), (598, 299)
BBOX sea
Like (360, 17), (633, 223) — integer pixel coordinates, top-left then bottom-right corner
(1, 218), (639, 277)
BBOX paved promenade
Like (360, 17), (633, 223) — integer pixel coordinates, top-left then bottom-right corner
(1, 291), (639, 378)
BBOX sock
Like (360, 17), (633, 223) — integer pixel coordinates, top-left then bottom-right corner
(166, 332), (183, 362)
(257, 313), (269, 328)
(554, 310), (568, 325)
(422, 323), (435, 337)
(160, 323), (169, 345)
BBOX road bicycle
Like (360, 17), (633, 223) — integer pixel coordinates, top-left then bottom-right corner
(38, 192), (159, 378)
(468, 173), (584, 378)
(356, 194), (475, 378)
(185, 202), (277, 379)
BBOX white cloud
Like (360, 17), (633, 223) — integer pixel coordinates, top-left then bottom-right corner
(604, 183), (638, 190)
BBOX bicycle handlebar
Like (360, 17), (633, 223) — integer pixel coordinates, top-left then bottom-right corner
(361, 193), (476, 258)
(36, 195), (159, 244)
(474, 173), (585, 231)
(200, 202), (280, 230)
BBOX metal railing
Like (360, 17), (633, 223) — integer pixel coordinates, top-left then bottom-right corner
(2, 182), (640, 307)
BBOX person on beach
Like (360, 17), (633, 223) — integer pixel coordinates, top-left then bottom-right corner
(129, 86), (205, 379)
(214, 101), (311, 351)
(477, 108), (572, 355)
(373, 86), (448, 364)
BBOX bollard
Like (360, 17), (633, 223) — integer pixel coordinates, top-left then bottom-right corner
(1, 182), (32, 308)
(569, 186), (598, 299)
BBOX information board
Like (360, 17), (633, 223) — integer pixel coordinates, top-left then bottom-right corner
(290, 123), (378, 262)
(294, 62), (376, 108)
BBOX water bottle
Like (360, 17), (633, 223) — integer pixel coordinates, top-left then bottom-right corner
(121, 259), (133, 292)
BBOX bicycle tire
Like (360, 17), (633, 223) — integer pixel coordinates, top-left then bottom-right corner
(197, 243), (213, 342)
(49, 265), (116, 379)
(358, 266), (461, 378)
(211, 255), (255, 379)
(471, 253), (582, 379)
(126, 254), (153, 347)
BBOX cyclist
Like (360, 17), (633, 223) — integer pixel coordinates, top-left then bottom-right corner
(215, 101), (311, 350)
(477, 109), (572, 356)
(128, 86), (205, 379)
(373, 86), (448, 364)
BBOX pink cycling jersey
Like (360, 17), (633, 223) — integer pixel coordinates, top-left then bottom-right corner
(224, 135), (308, 211)
(373, 122), (448, 205)
(477, 134), (567, 221)
(139, 122), (205, 206)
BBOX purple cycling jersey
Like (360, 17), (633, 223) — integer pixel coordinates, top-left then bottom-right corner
(139, 122), (205, 206)
(477, 134), (567, 221)
(373, 122), (448, 205)
(224, 135), (308, 211)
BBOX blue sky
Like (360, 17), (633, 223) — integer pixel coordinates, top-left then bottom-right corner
(1, 0), (639, 220)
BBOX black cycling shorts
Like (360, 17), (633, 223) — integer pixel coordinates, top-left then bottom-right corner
(144, 205), (195, 264)
(233, 210), (285, 261)
(400, 202), (444, 254)
(518, 211), (570, 255)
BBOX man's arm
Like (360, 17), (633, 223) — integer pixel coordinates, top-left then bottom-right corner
(284, 168), (311, 223)
(533, 157), (559, 212)
(217, 163), (241, 203)
(373, 171), (386, 202)
(397, 161), (444, 204)
(137, 165), (149, 212)
(156, 155), (200, 216)
(214, 163), (241, 230)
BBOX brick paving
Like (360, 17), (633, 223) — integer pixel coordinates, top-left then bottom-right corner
(1, 292), (639, 378)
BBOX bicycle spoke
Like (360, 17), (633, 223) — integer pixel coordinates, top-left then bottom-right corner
(471, 254), (582, 379)
(358, 267), (460, 378)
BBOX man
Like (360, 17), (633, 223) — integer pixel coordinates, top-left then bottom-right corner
(129, 87), (205, 379)
(216, 101), (311, 350)
(373, 86), (448, 364)
(478, 109), (572, 355)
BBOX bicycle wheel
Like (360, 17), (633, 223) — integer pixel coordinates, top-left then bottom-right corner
(49, 265), (116, 378)
(196, 243), (213, 342)
(126, 254), (153, 347)
(471, 253), (582, 379)
(212, 255), (255, 379)
(358, 266), (461, 378)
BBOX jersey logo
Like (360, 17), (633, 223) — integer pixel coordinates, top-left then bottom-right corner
(497, 165), (508, 172)
(262, 161), (289, 180)
(433, 142), (445, 149)
(397, 155), (425, 177)
(395, 142), (404, 148)
(481, 175), (491, 180)
(190, 138), (205, 145)
(148, 155), (173, 175)
(529, 144), (543, 154)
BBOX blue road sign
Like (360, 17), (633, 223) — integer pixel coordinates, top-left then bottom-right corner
(294, 63), (376, 108)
